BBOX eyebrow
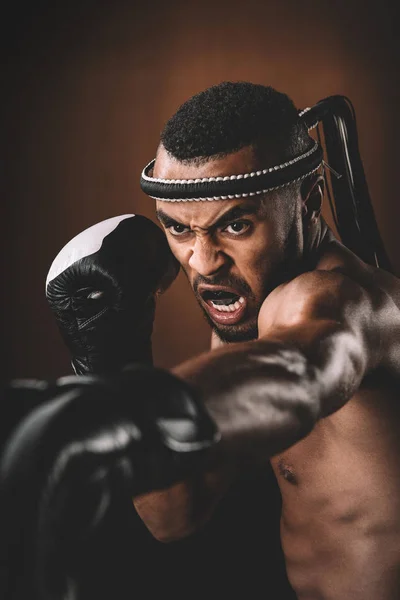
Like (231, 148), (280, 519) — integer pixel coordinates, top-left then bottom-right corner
(156, 203), (261, 231)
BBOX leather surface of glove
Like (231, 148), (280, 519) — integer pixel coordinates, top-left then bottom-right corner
(0, 367), (219, 600)
(0, 379), (57, 454)
(46, 215), (179, 374)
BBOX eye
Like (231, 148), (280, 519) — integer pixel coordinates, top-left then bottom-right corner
(222, 220), (251, 236)
(168, 224), (191, 236)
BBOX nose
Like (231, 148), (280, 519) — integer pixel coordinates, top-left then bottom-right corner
(188, 236), (228, 276)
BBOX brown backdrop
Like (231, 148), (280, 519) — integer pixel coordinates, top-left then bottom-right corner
(1, 0), (399, 381)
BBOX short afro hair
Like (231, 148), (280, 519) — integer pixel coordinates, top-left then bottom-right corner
(160, 81), (312, 165)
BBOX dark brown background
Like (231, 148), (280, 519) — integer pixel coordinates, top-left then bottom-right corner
(1, 0), (398, 382)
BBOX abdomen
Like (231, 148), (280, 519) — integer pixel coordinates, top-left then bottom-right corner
(272, 382), (400, 599)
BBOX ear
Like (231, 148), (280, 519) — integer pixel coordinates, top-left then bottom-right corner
(300, 174), (325, 226)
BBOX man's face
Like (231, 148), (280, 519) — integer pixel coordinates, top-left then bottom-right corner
(153, 145), (301, 342)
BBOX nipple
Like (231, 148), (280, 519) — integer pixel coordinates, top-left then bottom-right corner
(278, 459), (298, 485)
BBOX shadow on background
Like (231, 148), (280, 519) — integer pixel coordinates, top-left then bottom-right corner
(1, 0), (398, 381)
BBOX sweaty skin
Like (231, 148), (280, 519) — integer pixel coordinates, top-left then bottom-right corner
(134, 144), (400, 600)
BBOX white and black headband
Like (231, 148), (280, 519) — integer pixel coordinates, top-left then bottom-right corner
(140, 106), (322, 202)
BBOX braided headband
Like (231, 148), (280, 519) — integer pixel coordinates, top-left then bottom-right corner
(140, 108), (323, 202)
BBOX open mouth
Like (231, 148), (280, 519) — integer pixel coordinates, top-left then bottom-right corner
(200, 288), (247, 325)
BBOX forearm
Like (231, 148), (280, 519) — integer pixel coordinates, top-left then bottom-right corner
(133, 465), (235, 543)
(135, 320), (367, 542)
(173, 320), (367, 462)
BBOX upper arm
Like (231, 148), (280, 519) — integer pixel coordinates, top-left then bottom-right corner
(258, 270), (400, 410)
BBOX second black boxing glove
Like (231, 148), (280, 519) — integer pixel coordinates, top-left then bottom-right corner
(46, 215), (179, 375)
(0, 367), (219, 600)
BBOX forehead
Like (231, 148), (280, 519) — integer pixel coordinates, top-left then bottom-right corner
(152, 144), (264, 181)
(153, 144), (274, 225)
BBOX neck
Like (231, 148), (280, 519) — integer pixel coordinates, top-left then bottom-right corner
(278, 218), (330, 286)
(302, 217), (331, 269)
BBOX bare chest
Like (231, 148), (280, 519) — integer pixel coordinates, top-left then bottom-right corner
(271, 379), (400, 599)
(272, 380), (400, 501)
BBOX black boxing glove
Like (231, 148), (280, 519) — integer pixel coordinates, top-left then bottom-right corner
(0, 367), (219, 600)
(0, 378), (68, 600)
(0, 375), (110, 599)
(0, 379), (58, 455)
(0, 374), (115, 460)
(45, 214), (179, 375)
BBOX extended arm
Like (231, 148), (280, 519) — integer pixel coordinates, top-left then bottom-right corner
(135, 270), (398, 541)
(176, 270), (387, 461)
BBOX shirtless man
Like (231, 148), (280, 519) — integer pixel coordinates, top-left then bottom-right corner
(5, 82), (399, 600)
(135, 81), (400, 599)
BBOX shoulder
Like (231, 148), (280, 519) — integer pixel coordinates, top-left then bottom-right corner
(258, 266), (400, 374)
(259, 270), (368, 327)
(258, 267), (400, 333)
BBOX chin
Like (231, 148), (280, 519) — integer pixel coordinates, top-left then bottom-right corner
(212, 320), (258, 344)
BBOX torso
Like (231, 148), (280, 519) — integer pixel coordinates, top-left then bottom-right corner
(269, 233), (400, 599)
(272, 375), (400, 599)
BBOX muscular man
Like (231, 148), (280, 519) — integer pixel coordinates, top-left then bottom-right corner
(37, 82), (399, 599)
(135, 82), (400, 600)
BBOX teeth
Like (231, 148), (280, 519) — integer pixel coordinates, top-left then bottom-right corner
(210, 297), (245, 312)
(210, 302), (228, 312)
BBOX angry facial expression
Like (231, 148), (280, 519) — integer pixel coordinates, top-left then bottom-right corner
(153, 145), (302, 342)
